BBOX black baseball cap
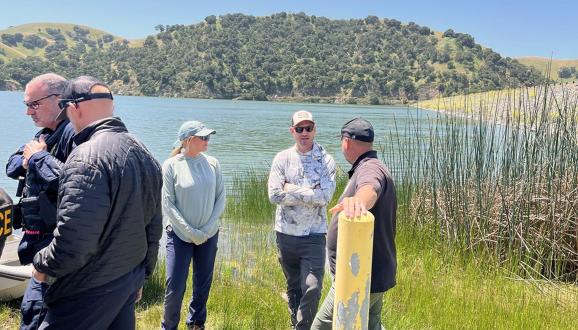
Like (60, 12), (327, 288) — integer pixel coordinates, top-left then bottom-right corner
(340, 117), (374, 142)
(56, 76), (113, 121)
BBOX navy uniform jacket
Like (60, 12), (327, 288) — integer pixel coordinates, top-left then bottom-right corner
(6, 120), (75, 198)
(5, 120), (75, 264)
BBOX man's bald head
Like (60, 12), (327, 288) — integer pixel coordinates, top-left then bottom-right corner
(58, 76), (114, 133)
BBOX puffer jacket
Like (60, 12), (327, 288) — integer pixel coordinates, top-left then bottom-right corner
(33, 117), (163, 304)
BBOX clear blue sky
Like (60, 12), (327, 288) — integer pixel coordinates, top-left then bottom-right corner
(1, 0), (576, 59)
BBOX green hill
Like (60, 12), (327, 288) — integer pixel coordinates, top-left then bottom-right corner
(516, 57), (578, 81)
(0, 14), (544, 103)
(0, 23), (133, 62)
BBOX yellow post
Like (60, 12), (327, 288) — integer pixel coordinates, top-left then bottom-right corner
(333, 211), (374, 330)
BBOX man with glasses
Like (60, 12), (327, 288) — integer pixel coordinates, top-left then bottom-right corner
(268, 110), (336, 329)
(5, 73), (74, 330)
(32, 76), (163, 330)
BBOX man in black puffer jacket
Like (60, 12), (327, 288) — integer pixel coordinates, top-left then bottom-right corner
(33, 76), (163, 330)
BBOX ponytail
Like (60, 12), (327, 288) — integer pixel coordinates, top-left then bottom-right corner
(170, 147), (181, 157)
(170, 141), (184, 157)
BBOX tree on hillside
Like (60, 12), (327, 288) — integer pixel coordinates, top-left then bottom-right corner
(443, 29), (456, 38)
(205, 15), (217, 25)
(1, 33), (23, 47)
(22, 35), (48, 49)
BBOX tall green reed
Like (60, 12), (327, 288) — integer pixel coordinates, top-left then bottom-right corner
(395, 83), (578, 281)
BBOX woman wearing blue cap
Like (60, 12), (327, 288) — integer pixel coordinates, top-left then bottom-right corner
(161, 121), (225, 330)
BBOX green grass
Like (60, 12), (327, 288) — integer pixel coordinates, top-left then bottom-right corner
(517, 57), (578, 82)
(1, 219), (575, 329)
(387, 228), (577, 329)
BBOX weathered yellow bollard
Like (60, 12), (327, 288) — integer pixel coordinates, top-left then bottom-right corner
(333, 211), (374, 330)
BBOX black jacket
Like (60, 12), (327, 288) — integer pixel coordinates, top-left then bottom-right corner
(33, 117), (163, 304)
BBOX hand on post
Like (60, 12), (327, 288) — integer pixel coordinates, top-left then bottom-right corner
(330, 196), (367, 219)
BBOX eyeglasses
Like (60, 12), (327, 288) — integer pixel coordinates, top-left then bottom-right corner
(24, 94), (59, 110)
(57, 92), (114, 110)
(294, 125), (314, 133)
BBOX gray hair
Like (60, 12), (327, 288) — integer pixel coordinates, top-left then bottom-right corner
(27, 73), (67, 95)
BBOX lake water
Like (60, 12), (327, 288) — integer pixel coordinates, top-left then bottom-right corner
(0, 91), (432, 200)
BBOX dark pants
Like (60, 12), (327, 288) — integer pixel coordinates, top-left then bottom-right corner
(162, 230), (219, 330)
(19, 233), (53, 330)
(276, 232), (325, 330)
(20, 278), (49, 330)
(39, 264), (145, 330)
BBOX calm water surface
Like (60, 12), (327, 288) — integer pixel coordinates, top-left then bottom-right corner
(0, 91), (432, 199)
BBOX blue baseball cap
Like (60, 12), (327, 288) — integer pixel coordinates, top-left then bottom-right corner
(173, 120), (216, 147)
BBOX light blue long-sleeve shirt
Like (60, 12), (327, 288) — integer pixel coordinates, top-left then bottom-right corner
(162, 153), (225, 244)
(268, 142), (336, 236)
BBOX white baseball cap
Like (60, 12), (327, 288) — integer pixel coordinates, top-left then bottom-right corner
(292, 110), (314, 126)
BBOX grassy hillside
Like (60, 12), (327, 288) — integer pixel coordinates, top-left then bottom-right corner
(415, 82), (578, 126)
(0, 14), (543, 102)
(0, 23), (132, 62)
(517, 57), (578, 81)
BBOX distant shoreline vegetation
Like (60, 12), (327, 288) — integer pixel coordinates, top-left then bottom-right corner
(0, 13), (547, 103)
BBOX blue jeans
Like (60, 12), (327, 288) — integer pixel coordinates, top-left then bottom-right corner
(162, 229), (219, 330)
(39, 264), (145, 330)
(20, 277), (49, 330)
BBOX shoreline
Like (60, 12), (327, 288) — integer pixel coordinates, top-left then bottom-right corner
(410, 82), (578, 120)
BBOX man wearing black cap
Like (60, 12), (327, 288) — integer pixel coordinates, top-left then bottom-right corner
(32, 76), (163, 330)
(5, 73), (75, 330)
(312, 118), (397, 330)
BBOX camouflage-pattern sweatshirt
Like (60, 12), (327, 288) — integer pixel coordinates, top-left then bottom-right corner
(268, 142), (336, 236)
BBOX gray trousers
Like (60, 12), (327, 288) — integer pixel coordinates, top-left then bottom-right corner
(276, 232), (325, 330)
(311, 281), (385, 330)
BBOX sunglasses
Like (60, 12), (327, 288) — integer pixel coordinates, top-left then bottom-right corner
(24, 94), (59, 110)
(57, 92), (114, 110)
(188, 135), (211, 142)
(294, 125), (314, 133)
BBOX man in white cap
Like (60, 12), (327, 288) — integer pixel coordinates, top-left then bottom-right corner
(268, 110), (336, 329)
